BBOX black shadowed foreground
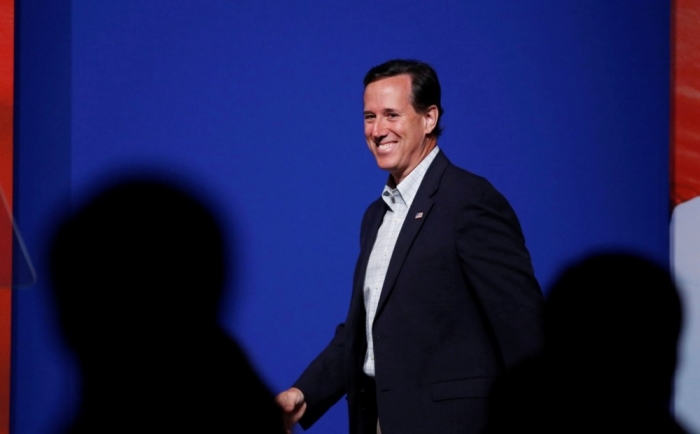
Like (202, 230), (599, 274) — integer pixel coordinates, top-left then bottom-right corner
(486, 252), (687, 433)
(49, 179), (284, 433)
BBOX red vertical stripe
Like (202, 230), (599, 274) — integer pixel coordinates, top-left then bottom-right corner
(0, 0), (12, 431)
(672, 0), (700, 206)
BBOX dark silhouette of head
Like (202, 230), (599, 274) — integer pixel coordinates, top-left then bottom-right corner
(364, 59), (444, 138)
(544, 252), (682, 402)
(487, 252), (686, 433)
(49, 178), (284, 433)
(50, 179), (226, 359)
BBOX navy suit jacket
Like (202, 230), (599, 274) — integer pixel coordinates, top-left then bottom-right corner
(294, 150), (543, 434)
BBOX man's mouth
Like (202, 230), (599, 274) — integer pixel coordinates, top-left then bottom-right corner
(377, 142), (396, 152)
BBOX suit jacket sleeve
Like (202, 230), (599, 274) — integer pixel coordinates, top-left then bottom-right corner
(456, 177), (544, 368)
(292, 323), (348, 429)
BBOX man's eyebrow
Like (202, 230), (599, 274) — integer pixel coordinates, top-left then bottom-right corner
(363, 108), (400, 116)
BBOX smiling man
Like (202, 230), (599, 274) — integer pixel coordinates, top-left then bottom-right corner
(363, 73), (438, 185)
(277, 59), (544, 434)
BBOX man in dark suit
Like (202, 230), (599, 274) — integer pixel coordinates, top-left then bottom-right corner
(277, 59), (543, 434)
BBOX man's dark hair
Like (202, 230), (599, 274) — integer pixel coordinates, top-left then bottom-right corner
(364, 59), (444, 138)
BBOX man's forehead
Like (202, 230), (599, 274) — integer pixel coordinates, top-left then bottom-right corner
(365, 74), (412, 92)
(364, 75), (412, 106)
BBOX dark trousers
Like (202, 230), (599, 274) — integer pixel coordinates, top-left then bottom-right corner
(358, 374), (379, 434)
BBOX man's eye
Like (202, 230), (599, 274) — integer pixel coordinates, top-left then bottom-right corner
(387, 113), (398, 118)
(364, 115), (375, 121)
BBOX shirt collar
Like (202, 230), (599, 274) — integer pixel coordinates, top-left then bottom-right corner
(382, 146), (440, 209)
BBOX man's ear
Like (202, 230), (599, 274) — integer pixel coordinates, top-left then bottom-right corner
(423, 105), (439, 135)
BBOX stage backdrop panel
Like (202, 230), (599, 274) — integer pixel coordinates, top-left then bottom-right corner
(14, 2), (670, 433)
(671, 0), (700, 431)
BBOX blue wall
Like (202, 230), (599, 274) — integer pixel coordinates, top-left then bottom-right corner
(14, 1), (670, 433)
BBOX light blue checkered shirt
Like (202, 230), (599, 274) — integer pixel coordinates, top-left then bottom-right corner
(363, 146), (440, 377)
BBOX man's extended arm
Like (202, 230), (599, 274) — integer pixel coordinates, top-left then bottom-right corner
(276, 387), (306, 434)
(280, 323), (348, 431)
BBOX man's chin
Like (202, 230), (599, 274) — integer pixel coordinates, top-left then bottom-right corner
(373, 156), (395, 172)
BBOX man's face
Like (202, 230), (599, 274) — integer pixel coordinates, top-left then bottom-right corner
(363, 74), (437, 185)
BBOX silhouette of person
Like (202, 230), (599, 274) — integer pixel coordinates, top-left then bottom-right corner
(486, 252), (686, 433)
(49, 178), (284, 433)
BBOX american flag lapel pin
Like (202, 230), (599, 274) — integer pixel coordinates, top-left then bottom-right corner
(415, 212), (424, 219)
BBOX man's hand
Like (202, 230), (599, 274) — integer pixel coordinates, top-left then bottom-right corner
(276, 387), (307, 434)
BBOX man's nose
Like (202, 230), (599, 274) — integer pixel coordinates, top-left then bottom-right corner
(371, 119), (387, 141)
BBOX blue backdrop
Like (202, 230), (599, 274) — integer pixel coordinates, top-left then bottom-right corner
(13, 1), (669, 433)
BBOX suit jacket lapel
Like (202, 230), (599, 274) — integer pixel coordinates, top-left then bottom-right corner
(349, 198), (386, 321)
(356, 199), (386, 286)
(375, 151), (450, 318)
